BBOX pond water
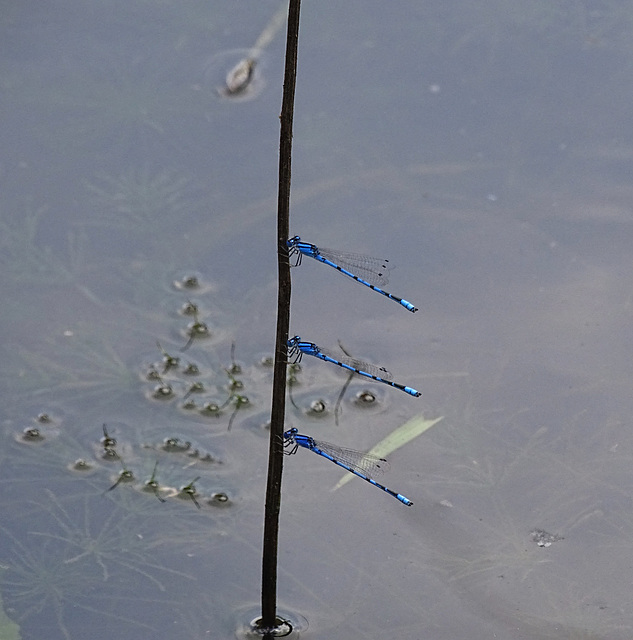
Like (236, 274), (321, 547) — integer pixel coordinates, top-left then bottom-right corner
(2, 1), (633, 639)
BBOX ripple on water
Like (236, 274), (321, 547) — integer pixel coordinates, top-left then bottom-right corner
(200, 49), (268, 102)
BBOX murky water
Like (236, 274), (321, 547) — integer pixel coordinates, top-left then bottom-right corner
(2, 1), (633, 639)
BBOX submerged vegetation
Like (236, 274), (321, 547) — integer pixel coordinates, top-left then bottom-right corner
(0, 485), (199, 640)
(9, 328), (137, 405)
(0, 199), (98, 298)
(0, 262), (413, 636)
(84, 167), (205, 230)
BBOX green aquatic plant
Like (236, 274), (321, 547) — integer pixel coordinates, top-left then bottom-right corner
(0, 590), (20, 640)
(0, 513), (175, 640)
(141, 461), (166, 503)
(0, 525), (95, 640)
(226, 393), (250, 431)
(0, 483), (181, 637)
(140, 336), (265, 431)
(26, 489), (195, 590)
(106, 464), (135, 493)
(176, 476), (202, 509)
(332, 413), (442, 491)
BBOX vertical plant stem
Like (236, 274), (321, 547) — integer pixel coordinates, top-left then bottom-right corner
(260, 0), (301, 630)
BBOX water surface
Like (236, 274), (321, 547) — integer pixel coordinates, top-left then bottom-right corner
(2, 1), (633, 639)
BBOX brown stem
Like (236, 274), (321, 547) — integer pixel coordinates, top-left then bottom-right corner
(260, 0), (301, 631)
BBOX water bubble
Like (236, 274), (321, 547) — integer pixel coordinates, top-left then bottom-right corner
(307, 399), (327, 416)
(207, 492), (231, 507)
(202, 49), (268, 103)
(19, 427), (45, 443)
(355, 390), (377, 405)
(152, 383), (174, 399)
(200, 402), (222, 417)
(68, 458), (95, 473)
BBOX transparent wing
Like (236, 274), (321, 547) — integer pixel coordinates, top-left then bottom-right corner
(318, 347), (394, 381)
(311, 440), (391, 477)
(318, 247), (393, 287)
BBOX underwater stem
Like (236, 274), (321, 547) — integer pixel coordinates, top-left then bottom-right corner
(261, 0), (301, 631)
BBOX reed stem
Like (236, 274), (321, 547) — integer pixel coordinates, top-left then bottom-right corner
(260, 0), (301, 631)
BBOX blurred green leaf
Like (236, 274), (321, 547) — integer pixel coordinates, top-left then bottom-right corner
(332, 414), (443, 490)
(0, 584), (21, 640)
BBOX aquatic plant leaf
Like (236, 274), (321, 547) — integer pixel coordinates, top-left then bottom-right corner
(0, 589), (21, 640)
(331, 414), (443, 491)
